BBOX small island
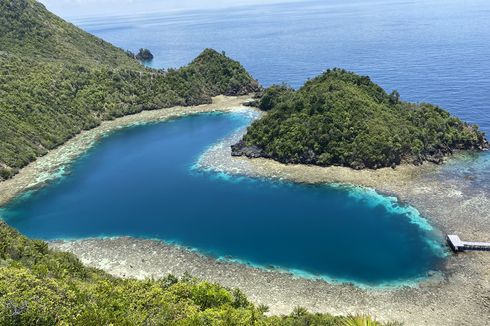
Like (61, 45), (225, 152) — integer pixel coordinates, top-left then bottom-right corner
(135, 48), (154, 61)
(232, 69), (489, 169)
(125, 48), (154, 61)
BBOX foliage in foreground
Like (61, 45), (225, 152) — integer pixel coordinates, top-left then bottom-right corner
(0, 0), (260, 180)
(234, 69), (488, 169)
(0, 222), (398, 325)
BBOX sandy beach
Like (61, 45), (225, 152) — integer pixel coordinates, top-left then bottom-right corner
(1, 103), (488, 325)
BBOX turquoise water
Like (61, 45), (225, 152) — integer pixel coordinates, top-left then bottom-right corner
(1, 113), (446, 286)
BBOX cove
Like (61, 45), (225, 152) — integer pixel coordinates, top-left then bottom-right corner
(0, 113), (446, 286)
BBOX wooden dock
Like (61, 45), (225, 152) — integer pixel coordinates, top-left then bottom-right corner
(447, 235), (490, 252)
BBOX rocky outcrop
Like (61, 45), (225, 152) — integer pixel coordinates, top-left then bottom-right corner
(232, 138), (490, 169)
(242, 100), (260, 108)
(231, 140), (264, 158)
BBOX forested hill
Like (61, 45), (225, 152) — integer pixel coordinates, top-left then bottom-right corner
(0, 0), (143, 69)
(0, 0), (260, 180)
(233, 69), (488, 169)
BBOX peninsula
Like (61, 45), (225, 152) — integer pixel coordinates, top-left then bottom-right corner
(232, 69), (488, 169)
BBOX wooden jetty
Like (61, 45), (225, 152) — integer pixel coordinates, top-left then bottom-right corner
(447, 234), (490, 252)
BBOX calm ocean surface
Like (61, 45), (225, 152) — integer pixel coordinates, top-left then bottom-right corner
(75, 0), (490, 190)
(74, 0), (490, 133)
(2, 0), (489, 285)
(76, 0), (490, 188)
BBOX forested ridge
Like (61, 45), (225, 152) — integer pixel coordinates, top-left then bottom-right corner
(233, 69), (488, 169)
(0, 0), (260, 180)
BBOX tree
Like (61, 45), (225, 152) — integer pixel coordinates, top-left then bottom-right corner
(235, 69), (488, 169)
(389, 90), (400, 104)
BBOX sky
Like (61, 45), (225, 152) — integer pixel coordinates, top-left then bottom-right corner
(39, 0), (296, 19)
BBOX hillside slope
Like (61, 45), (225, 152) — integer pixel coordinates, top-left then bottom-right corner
(0, 0), (260, 180)
(233, 69), (488, 169)
(0, 0), (142, 68)
(0, 222), (394, 325)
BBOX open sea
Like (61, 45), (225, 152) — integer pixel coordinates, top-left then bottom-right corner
(75, 0), (490, 189)
(2, 0), (489, 286)
(74, 0), (490, 134)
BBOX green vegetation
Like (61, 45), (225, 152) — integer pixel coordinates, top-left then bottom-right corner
(0, 222), (398, 325)
(0, 0), (142, 69)
(234, 69), (488, 169)
(0, 0), (260, 180)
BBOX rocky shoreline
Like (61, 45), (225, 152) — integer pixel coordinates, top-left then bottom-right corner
(231, 134), (489, 169)
(1, 104), (488, 325)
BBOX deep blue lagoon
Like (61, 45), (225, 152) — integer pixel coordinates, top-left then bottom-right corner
(4, 0), (490, 286)
(1, 113), (445, 286)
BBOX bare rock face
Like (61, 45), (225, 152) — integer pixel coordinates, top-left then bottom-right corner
(231, 140), (264, 158)
(481, 138), (490, 150)
(242, 100), (260, 108)
(135, 48), (154, 61)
